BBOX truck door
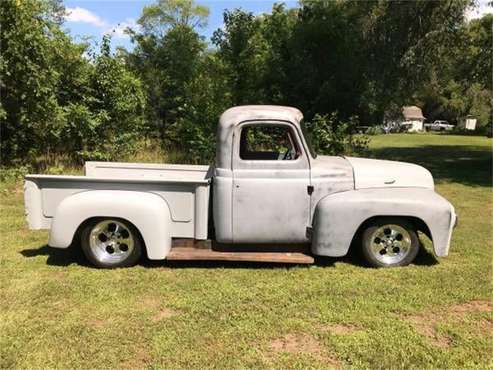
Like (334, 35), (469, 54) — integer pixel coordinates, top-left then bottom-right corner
(231, 121), (311, 243)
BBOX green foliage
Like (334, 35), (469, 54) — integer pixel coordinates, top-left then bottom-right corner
(129, 1), (230, 163)
(0, 165), (30, 183)
(76, 36), (146, 161)
(139, 0), (209, 35)
(362, 0), (471, 109)
(458, 14), (493, 90)
(212, 9), (267, 105)
(416, 11), (492, 126)
(465, 84), (492, 126)
(1, 1), (145, 166)
(286, 1), (367, 119)
(209, 0), (486, 128)
(365, 126), (386, 136)
(0, 0), (65, 162)
(169, 53), (231, 163)
(1, 0), (491, 167)
(307, 113), (369, 156)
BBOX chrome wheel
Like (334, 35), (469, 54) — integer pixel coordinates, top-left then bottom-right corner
(369, 224), (412, 265)
(88, 220), (135, 265)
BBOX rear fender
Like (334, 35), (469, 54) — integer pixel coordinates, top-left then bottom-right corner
(311, 188), (456, 257)
(48, 190), (172, 260)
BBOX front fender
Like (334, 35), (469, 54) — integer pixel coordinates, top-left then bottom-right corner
(311, 188), (456, 258)
(48, 190), (172, 260)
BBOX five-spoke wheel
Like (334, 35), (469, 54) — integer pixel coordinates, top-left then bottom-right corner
(81, 218), (142, 268)
(361, 218), (419, 267)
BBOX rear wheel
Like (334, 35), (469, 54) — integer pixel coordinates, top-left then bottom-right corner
(80, 218), (142, 268)
(361, 218), (419, 268)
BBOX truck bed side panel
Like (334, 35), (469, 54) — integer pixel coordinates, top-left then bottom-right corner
(24, 173), (211, 240)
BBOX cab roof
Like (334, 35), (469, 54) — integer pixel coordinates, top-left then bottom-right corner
(216, 105), (304, 169)
(219, 105), (303, 130)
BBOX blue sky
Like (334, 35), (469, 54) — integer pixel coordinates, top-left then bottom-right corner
(63, 0), (298, 51)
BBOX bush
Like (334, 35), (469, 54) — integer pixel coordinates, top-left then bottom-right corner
(61, 37), (146, 163)
(0, 0), (146, 167)
(0, 166), (30, 183)
(306, 113), (370, 156)
(365, 126), (386, 135)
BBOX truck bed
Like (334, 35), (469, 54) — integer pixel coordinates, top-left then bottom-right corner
(24, 161), (212, 240)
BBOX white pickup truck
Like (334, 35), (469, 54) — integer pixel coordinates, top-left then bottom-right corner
(24, 105), (456, 268)
(424, 120), (455, 131)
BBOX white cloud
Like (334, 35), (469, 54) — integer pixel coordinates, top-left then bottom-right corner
(65, 7), (107, 28)
(65, 7), (139, 42)
(465, 0), (493, 21)
(104, 18), (139, 40)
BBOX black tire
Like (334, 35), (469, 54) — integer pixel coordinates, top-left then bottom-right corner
(361, 217), (419, 268)
(80, 218), (142, 268)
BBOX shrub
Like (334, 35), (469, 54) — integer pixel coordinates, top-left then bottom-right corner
(0, 166), (30, 183)
(306, 113), (370, 156)
(0, 0), (146, 167)
(365, 126), (386, 135)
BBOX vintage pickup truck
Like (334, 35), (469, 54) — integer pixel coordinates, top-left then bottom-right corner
(24, 105), (456, 268)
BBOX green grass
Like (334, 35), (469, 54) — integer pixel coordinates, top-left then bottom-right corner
(1, 133), (492, 369)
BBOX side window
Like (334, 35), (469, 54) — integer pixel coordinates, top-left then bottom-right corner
(239, 125), (300, 161)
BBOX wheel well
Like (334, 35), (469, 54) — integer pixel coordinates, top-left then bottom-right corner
(71, 217), (96, 246)
(351, 215), (433, 246)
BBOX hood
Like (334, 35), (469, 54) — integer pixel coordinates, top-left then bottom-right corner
(345, 157), (434, 190)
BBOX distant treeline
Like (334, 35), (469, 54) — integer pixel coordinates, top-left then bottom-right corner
(1, 0), (491, 165)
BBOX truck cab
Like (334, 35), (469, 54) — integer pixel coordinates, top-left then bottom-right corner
(24, 105), (457, 268)
(214, 106), (321, 245)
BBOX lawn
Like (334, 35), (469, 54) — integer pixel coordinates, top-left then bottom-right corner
(1, 133), (492, 369)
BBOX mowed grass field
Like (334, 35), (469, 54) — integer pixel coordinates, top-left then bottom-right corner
(1, 133), (492, 369)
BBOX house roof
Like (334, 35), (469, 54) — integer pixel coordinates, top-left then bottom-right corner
(402, 106), (425, 120)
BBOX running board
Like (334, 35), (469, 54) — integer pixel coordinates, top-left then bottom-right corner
(168, 240), (314, 264)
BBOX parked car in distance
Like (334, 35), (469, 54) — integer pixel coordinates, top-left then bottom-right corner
(424, 120), (455, 131)
(24, 105), (457, 269)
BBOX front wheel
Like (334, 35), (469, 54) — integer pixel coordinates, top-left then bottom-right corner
(80, 218), (142, 268)
(361, 218), (419, 268)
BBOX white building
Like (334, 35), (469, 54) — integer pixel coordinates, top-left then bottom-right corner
(459, 115), (477, 130)
(401, 106), (425, 132)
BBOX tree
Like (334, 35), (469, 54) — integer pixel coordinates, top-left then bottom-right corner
(0, 0), (73, 163)
(71, 36), (146, 161)
(258, 4), (298, 104)
(417, 12), (492, 126)
(286, 0), (366, 120)
(212, 9), (267, 105)
(360, 0), (472, 119)
(138, 0), (209, 36)
(128, 0), (209, 143)
(3, 0), (491, 168)
(458, 14), (492, 90)
(1, 0), (146, 165)
(129, 0), (231, 162)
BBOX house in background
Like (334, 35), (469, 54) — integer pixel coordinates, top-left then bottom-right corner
(458, 115), (477, 130)
(401, 106), (426, 132)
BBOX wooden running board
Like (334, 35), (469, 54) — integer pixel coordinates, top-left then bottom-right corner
(168, 240), (314, 264)
(167, 248), (314, 264)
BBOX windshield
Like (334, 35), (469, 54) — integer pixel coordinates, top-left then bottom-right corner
(300, 120), (317, 158)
